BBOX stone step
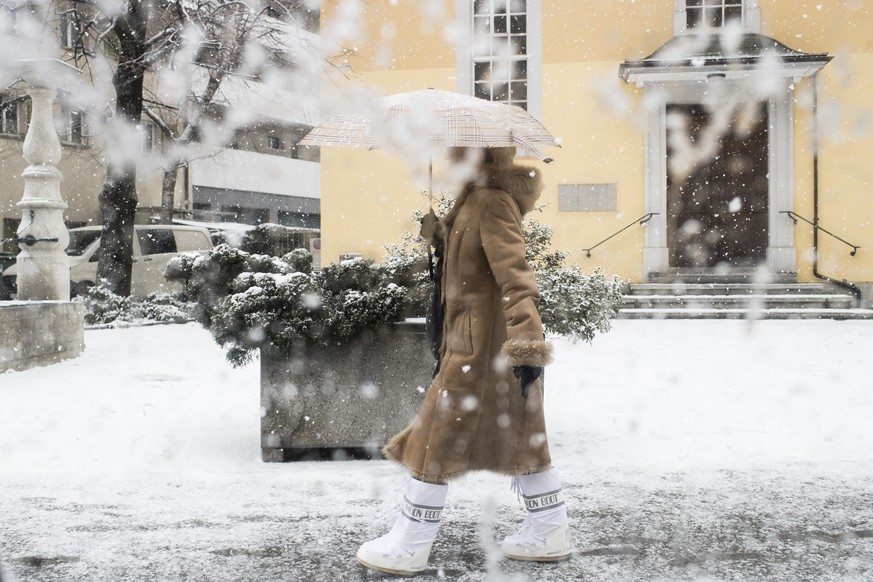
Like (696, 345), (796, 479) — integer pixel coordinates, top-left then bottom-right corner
(616, 308), (873, 320)
(645, 270), (797, 284)
(620, 281), (867, 318)
(626, 283), (840, 296)
(622, 294), (856, 310)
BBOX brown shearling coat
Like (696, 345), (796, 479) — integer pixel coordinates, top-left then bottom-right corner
(384, 157), (554, 484)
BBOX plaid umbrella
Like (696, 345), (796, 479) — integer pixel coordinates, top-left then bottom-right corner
(299, 88), (559, 163)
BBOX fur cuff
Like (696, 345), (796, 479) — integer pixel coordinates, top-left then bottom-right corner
(502, 338), (554, 368)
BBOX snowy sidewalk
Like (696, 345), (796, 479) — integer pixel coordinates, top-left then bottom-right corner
(1, 320), (872, 581)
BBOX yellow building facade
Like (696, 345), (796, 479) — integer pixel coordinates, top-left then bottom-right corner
(317, 0), (873, 295)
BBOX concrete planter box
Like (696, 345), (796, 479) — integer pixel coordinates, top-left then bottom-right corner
(0, 301), (84, 372)
(260, 320), (432, 462)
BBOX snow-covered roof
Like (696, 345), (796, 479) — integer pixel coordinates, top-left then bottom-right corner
(173, 219), (256, 232)
(172, 219), (319, 234)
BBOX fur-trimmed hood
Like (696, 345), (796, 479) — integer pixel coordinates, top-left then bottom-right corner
(474, 163), (543, 217)
(441, 153), (544, 232)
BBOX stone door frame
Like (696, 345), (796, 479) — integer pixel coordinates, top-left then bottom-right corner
(642, 79), (797, 278)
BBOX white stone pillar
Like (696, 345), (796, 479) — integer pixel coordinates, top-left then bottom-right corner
(15, 85), (70, 300)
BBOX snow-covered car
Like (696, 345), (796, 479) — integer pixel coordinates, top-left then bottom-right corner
(1, 225), (213, 298)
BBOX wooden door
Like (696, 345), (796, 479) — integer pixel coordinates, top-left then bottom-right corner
(667, 103), (769, 268)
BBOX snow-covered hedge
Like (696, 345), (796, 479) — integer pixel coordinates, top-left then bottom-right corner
(80, 226), (619, 364)
(384, 201), (625, 342)
(165, 245), (406, 366)
(78, 286), (193, 326)
(156, 204), (622, 365)
(536, 266), (623, 342)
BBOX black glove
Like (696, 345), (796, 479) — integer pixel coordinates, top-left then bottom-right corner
(513, 366), (542, 399)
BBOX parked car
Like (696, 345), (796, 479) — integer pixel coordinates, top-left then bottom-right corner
(1, 225), (213, 298)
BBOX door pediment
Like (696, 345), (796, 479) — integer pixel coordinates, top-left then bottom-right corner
(620, 33), (831, 84)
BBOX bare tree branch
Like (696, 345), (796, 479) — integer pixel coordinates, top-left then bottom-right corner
(144, 27), (176, 49)
(143, 105), (176, 140)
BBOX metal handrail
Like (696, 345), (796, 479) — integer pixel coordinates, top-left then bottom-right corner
(781, 211), (860, 256)
(782, 209), (862, 305)
(582, 213), (658, 258)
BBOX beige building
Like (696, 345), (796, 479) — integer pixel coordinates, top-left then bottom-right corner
(315, 1), (873, 300)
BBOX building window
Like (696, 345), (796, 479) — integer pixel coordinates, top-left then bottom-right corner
(278, 210), (320, 229)
(266, 135), (283, 150)
(61, 108), (86, 144)
(458, 0), (541, 118)
(60, 12), (86, 51)
(472, 0), (528, 109)
(140, 123), (154, 151)
(220, 205), (269, 225)
(1, 99), (19, 135)
(685, 0), (743, 30)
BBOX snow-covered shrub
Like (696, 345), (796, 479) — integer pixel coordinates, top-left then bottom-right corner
(383, 203), (625, 342)
(129, 293), (194, 323)
(537, 266), (624, 341)
(316, 259), (407, 342)
(162, 252), (199, 285)
(167, 248), (407, 366)
(382, 197), (454, 318)
(523, 216), (568, 274)
(78, 286), (193, 326)
(210, 271), (323, 366)
(383, 234), (431, 318)
(319, 256), (387, 294)
(522, 217), (624, 340)
(80, 285), (129, 325)
(164, 244), (264, 328)
(239, 223), (293, 255)
(284, 248), (314, 274)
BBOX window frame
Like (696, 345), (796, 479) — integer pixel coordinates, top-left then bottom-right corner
(456, 0), (542, 120)
(140, 122), (155, 152)
(686, 0), (742, 31)
(471, 0), (529, 109)
(57, 104), (86, 145)
(65, 109), (86, 145)
(266, 135), (284, 151)
(675, 0), (760, 35)
(60, 11), (87, 51)
(0, 98), (20, 135)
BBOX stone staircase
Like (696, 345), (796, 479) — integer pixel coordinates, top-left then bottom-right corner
(619, 281), (873, 320)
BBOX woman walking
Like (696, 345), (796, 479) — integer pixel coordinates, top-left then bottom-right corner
(357, 146), (571, 575)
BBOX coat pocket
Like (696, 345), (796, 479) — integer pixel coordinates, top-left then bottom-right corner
(463, 312), (474, 354)
(447, 310), (474, 356)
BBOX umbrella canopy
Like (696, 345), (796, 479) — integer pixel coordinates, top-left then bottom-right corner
(299, 88), (559, 163)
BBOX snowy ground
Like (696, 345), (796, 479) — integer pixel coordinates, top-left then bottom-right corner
(1, 320), (871, 582)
